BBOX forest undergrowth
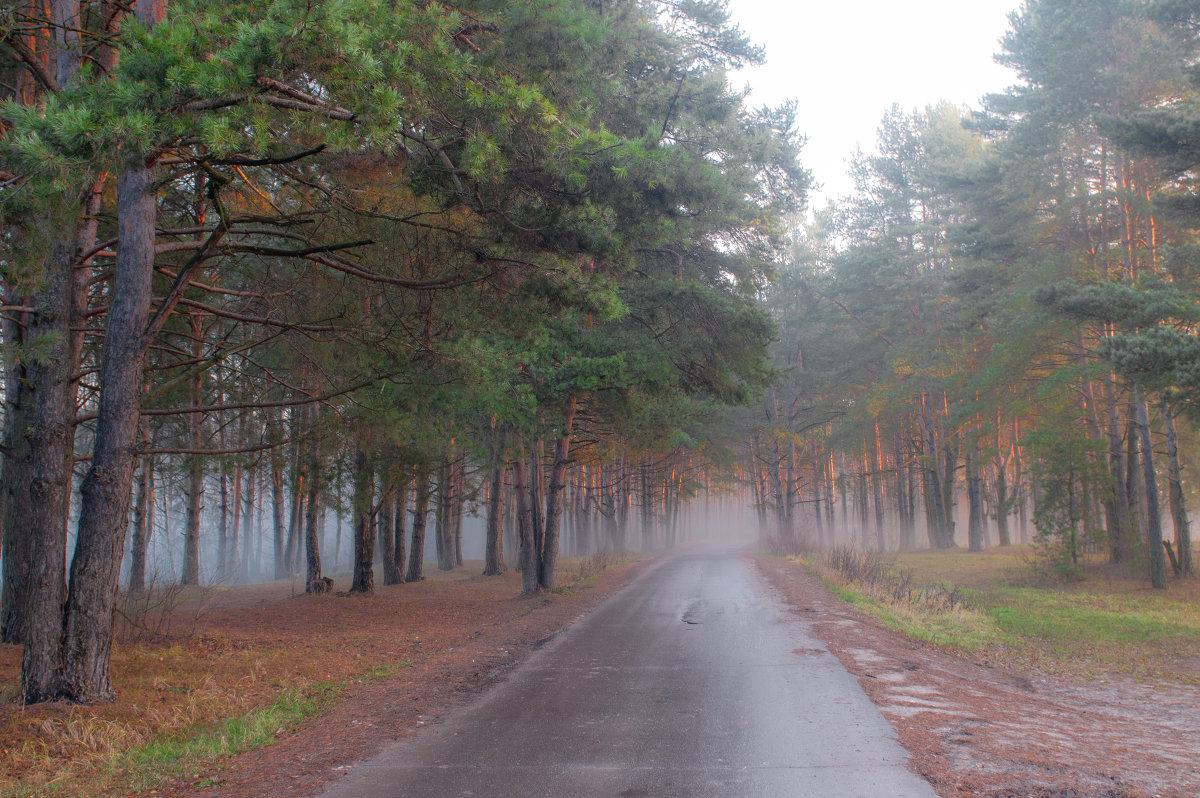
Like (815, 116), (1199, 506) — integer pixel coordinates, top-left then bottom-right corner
(0, 554), (628, 798)
(801, 545), (1200, 685)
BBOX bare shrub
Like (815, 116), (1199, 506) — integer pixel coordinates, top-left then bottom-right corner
(116, 575), (216, 643)
(825, 546), (967, 613)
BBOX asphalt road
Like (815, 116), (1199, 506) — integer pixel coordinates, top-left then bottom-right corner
(320, 546), (937, 797)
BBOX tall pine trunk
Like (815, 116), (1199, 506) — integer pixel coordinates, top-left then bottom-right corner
(405, 472), (430, 583)
(1160, 397), (1192, 576)
(303, 416), (325, 593)
(181, 316), (204, 586)
(483, 463), (506, 576)
(56, 156), (158, 703)
(1135, 391), (1166, 589)
(513, 458), (538, 596)
(966, 446), (985, 552)
(392, 477), (408, 583)
(380, 485), (401, 585)
(129, 454), (154, 594)
(2, 3), (99, 660)
(350, 447), (375, 594)
(540, 396), (576, 590)
(436, 458), (454, 571)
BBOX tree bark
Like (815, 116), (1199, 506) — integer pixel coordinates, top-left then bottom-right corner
(405, 472), (430, 583)
(483, 462), (506, 575)
(303, 416), (324, 593)
(392, 476), (407, 583)
(271, 442), (287, 580)
(241, 462), (255, 582)
(540, 396), (576, 590)
(380, 486), (401, 585)
(129, 452), (154, 594)
(1135, 391), (1167, 589)
(15, 235), (79, 697)
(181, 315), (204, 586)
(1160, 397), (1192, 576)
(966, 446), (985, 552)
(56, 158), (158, 703)
(350, 446), (375, 594)
(1104, 377), (1131, 563)
(513, 458), (538, 596)
(436, 458), (455, 571)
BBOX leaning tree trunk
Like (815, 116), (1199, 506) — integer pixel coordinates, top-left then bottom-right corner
(540, 396), (576, 590)
(56, 157), (158, 704)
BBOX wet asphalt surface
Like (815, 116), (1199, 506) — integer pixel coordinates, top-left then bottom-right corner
(319, 545), (937, 797)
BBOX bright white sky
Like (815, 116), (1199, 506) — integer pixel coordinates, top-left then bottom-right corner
(726, 0), (1023, 208)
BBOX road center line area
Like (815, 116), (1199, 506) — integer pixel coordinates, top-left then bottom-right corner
(320, 546), (937, 797)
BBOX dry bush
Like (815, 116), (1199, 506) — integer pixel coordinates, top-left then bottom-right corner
(826, 546), (967, 612)
(115, 576), (216, 643)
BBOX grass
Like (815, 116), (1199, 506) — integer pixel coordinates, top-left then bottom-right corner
(0, 561), (528, 798)
(804, 545), (1200, 683)
(0, 551), (634, 797)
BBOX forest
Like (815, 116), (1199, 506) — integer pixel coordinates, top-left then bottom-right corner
(0, 0), (1197, 715)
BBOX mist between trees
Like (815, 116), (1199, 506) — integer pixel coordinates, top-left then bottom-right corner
(752, 0), (1198, 593)
(1, 0), (1198, 712)
(0, 0), (805, 706)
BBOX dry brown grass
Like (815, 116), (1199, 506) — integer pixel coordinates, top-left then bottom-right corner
(0, 562), (575, 797)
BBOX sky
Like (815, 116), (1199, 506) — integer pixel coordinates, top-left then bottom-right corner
(725, 0), (1023, 207)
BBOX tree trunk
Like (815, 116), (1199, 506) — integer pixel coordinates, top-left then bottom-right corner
(483, 462), (506, 575)
(271, 445), (287, 580)
(181, 317), (204, 586)
(56, 157), (158, 703)
(967, 446), (985, 552)
(283, 426), (304, 576)
(1160, 397), (1192, 576)
(1135, 391), (1167, 589)
(2, 4), (97, 664)
(350, 447), (375, 594)
(453, 462), (464, 568)
(405, 472), (430, 583)
(436, 458), (454, 571)
(513, 458), (538, 596)
(380, 485), (400, 585)
(129, 453), (154, 594)
(540, 396), (576, 590)
(872, 426), (886, 551)
(393, 476), (407, 583)
(995, 456), (1011, 547)
(303, 418), (324, 593)
(241, 464), (255, 582)
(15, 239), (80, 696)
(1104, 377), (1131, 563)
